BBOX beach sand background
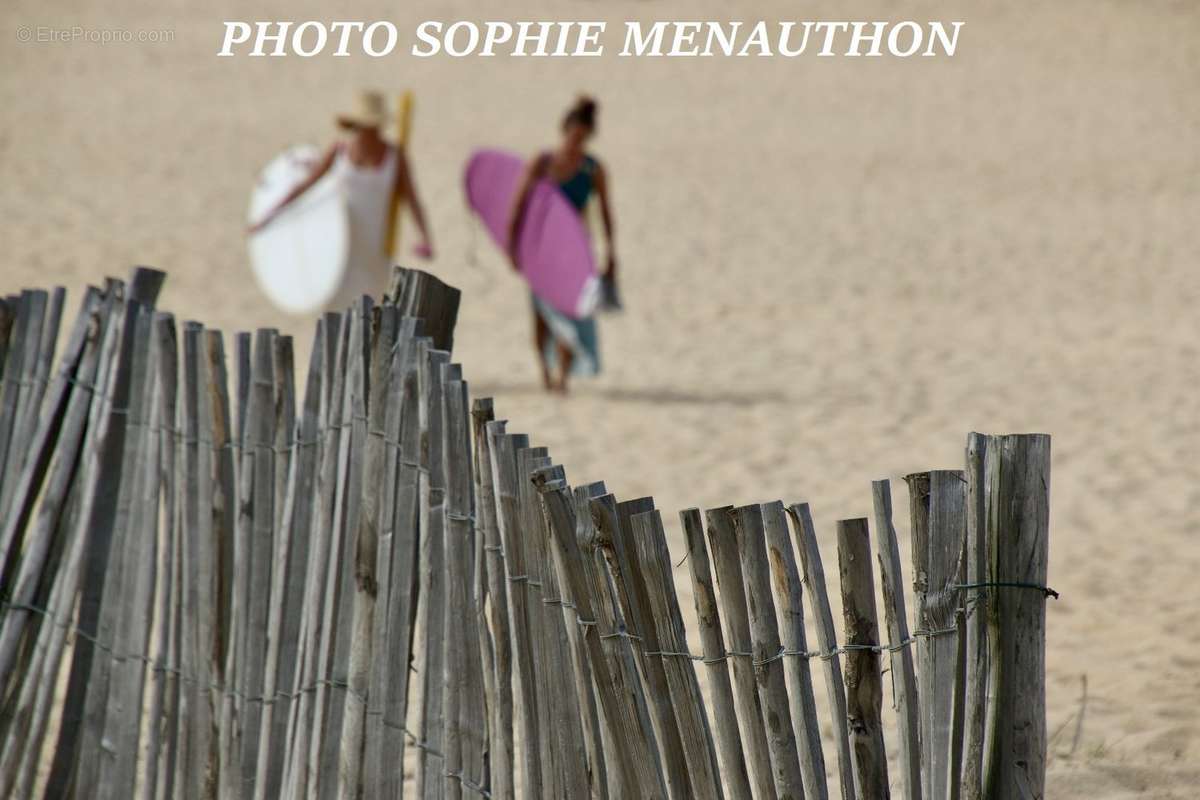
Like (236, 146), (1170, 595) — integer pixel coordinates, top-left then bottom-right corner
(2, 0), (1198, 796)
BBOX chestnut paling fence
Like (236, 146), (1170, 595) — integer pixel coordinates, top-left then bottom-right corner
(0, 267), (1053, 800)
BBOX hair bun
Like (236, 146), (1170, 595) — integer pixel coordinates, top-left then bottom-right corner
(563, 95), (598, 130)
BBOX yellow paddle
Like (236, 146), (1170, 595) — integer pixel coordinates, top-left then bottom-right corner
(385, 90), (414, 258)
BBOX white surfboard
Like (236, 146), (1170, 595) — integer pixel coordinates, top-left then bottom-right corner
(247, 145), (349, 314)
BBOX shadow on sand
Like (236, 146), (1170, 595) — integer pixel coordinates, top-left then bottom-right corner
(471, 382), (791, 407)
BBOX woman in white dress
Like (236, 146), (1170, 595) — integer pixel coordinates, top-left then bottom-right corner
(249, 91), (434, 310)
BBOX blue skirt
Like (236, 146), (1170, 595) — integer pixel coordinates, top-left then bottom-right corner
(532, 294), (600, 377)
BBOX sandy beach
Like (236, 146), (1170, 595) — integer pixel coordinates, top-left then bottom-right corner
(3, 0), (1198, 795)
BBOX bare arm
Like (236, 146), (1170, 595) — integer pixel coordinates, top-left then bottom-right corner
(593, 160), (616, 277)
(248, 144), (337, 233)
(394, 148), (433, 255)
(506, 153), (548, 271)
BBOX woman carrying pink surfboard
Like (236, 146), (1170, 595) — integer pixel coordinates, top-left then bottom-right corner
(506, 96), (621, 393)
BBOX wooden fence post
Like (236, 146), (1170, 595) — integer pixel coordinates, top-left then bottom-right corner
(439, 364), (466, 800)
(237, 328), (280, 798)
(630, 509), (723, 800)
(359, 312), (408, 800)
(220, 327), (251, 796)
(704, 506), (778, 800)
(515, 445), (555, 794)
(566, 480), (629, 800)
(253, 327), (310, 800)
(762, 500), (829, 800)
(326, 303), (374, 798)
(948, 610), (968, 800)
(539, 480), (664, 799)
(151, 310), (182, 800)
(374, 317), (424, 800)
(280, 313), (343, 800)
(607, 497), (692, 800)
(487, 427), (542, 799)
(414, 343), (450, 800)
(388, 267), (461, 352)
(533, 468), (609, 800)
(309, 301), (371, 800)
(589, 494), (668, 799)
(731, 504), (805, 800)
(338, 306), (397, 798)
(982, 434), (1051, 800)
(870, 480), (922, 800)
(907, 470), (966, 800)
(441, 368), (488, 798)
(192, 322), (222, 799)
(473, 400), (515, 800)
(529, 472), (605, 799)
(680, 508), (752, 799)
(836, 518), (890, 799)
(519, 450), (589, 796)
(961, 434), (989, 800)
(95, 304), (162, 800)
(787, 503), (857, 800)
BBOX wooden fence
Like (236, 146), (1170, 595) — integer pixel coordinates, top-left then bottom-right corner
(0, 267), (1053, 799)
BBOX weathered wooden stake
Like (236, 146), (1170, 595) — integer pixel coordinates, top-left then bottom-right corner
(589, 494), (667, 799)
(630, 509), (723, 800)
(705, 506), (778, 800)
(608, 497), (692, 800)
(948, 610), (968, 800)
(907, 470), (966, 800)
(836, 518), (890, 799)
(961, 434), (989, 800)
(788, 503), (857, 800)
(731, 504), (805, 800)
(413, 344), (450, 800)
(538, 480), (664, 799)
(487, 427), (541, 800)
(373, 317), (423, 800)
(680, 508), (752, 799)
(473, 399), (515, 800)
(982, 434), (1051, 800)
(337, 307), (396, 798)
(762, 500), (829, 800)
(870, 480), (922, 800)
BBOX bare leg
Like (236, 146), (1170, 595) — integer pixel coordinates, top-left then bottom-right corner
(556, 344), (574, 394)
(533, 310), (553, 390)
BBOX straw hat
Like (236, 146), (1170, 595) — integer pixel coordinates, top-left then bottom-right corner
(337, 90), (388, 130)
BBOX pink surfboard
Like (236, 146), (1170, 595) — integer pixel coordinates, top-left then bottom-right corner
(465, 149), (599, 319)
